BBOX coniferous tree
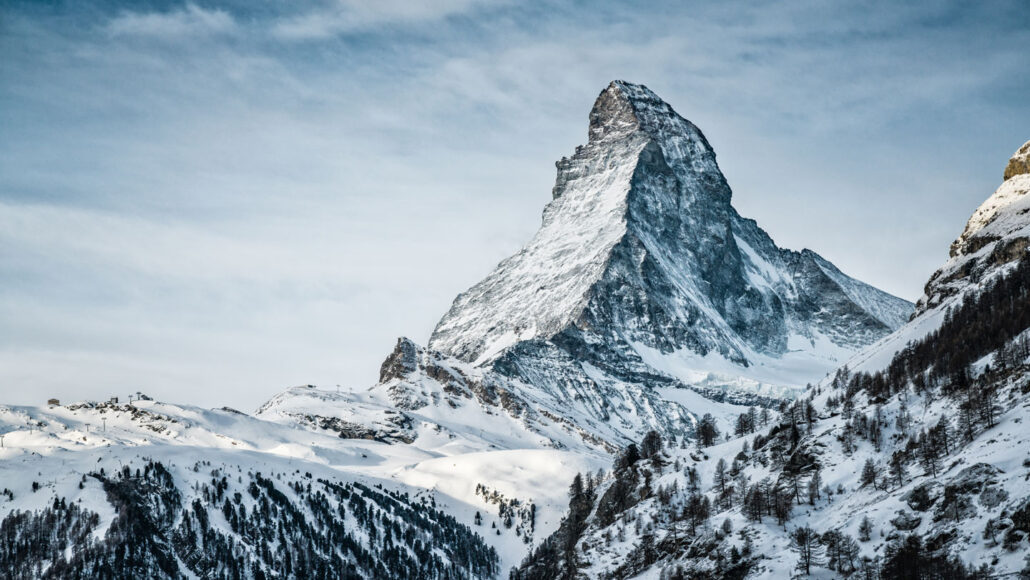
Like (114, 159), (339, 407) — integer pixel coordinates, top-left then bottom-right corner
(888, 453), (907, 489)
(713, 458), (729, 509)
(918, 430), (942, 478)
(640, 430), (663, 460)
(858, 516), (873, 542)
(807, 468), (822, 505)
(696, 414), (720, 447)
(860, 459), (878, 489)
(791, 525), (820, 575)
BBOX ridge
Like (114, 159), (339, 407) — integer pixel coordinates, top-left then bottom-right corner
(917, 139), (1030, 315)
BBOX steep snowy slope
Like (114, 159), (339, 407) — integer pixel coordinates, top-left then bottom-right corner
(513, 139), (1030, 580)
(848, 139), (1030, 375)
(918, 139), (1030, 315)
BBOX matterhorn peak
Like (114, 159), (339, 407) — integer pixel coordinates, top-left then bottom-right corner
(428, 80), (911, 420)
(587, 81), (686, 143)
(586, 81), (645, 142)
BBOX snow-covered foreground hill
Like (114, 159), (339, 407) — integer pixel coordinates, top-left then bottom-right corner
(0, 398), (604, 576)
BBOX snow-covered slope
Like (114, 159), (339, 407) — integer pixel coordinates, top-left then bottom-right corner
(849, 139), (1030, 376)
(512, 139), (1030, 580)
(916, 139), (1030, 316)
(257, 337), (760, 460)
(0, 397), (605, 576)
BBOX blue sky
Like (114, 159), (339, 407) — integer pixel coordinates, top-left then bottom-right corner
(2, 0), (1028, 410)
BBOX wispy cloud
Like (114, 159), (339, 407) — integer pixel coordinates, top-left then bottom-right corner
(107, 3), (237, 38)
(272, 0), (497, 40)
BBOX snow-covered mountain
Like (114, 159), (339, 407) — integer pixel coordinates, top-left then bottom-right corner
(512, 140), (1030, 579)
(0, 397), (603, 577)
(419, 81), (910, 441)
(431, 81), (910, 370)
(263, 82), (911, 452)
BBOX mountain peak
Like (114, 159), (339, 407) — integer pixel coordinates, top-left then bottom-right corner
(587, 81), (713, 155)
(430, 81), (911, 401)
(588, 81), (663, 142)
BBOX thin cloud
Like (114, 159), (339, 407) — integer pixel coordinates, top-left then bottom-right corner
(107, 3), (237, 38)
(272, 0), (496, 40)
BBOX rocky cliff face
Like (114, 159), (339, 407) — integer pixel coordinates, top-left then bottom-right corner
(423, 81), (911, 440)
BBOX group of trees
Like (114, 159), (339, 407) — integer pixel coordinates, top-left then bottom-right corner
(789, 524), (917, 578)
(0, 501), (101, 579)
(880, 535), (990, 579)
(852, 413), (959, 491)
(518, 429), (749, 579)
(474, 483), (536, 543)
(789, 526), (993, 579)
(912, 420), (952, 478)
(520, 412), (1023, 580)
(835, 255), (1030, 409)
(513, 459), (604, 579)
(2, 460), (499, 579)
(732, 406), (770, 438)
(741, 477), (794, 527)
(814, 259), (1030, 509)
